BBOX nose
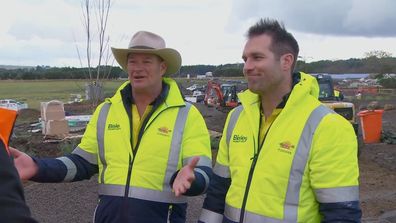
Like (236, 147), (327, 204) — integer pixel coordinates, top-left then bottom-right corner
(129, 62), (143, 73)
(243, 58), (254, 74)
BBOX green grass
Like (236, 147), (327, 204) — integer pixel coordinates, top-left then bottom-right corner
(0, 77), (246, 110)
(0, 79), (124, 109)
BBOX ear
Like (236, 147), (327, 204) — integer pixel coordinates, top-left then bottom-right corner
(280, 53), (294, 72)
(160, 61), (167, 77)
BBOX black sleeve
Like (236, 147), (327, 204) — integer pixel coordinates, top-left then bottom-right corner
(319, 201), (362, 222)
(0, 141), (37, 223)
(31, 154), (98, 183)
(202, 173), (231, 214)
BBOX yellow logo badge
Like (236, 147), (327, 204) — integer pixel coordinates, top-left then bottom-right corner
(278, 141), (295, 154)
(158, 126), (172, 136)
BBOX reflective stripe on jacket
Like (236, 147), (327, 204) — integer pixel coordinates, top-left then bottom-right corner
(71, 78), (212, 204)
(205, 72), (359, 222)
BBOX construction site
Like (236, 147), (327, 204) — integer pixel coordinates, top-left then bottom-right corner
(3, 75), (396, 223)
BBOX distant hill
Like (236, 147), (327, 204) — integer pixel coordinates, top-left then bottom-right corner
(0, 65), (35, 70)
(1, 56), (395, 80)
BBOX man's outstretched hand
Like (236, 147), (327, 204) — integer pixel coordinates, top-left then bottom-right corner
(9, 147), (38, 181)
(172, 156), (200, 197)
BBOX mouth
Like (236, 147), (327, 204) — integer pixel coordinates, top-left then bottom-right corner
(246, 74), (259, 78)
(244, 71), (258, 77)
(132, 75), (146, 80)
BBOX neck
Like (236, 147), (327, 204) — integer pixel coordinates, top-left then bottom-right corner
(132, 83), (162, 117)
(260, 78), (291, 119)
(260, 94), (284, 119)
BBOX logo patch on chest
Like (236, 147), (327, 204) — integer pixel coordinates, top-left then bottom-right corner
(232, 134), (247, 143)
(107, 123), (121, 130)
(278, 141), (295, 154)
(158, 126), (172, 136)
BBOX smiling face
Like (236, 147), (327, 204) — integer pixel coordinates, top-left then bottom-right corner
(242, 34), (292, 96)
(127, 53), (167, 95)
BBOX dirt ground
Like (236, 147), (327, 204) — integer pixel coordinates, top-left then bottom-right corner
(10, 98), (396, 222)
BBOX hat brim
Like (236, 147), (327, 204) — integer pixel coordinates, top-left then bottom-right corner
(111, 47), (181, 75)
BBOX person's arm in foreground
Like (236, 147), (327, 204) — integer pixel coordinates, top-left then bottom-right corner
(0, 141), (37, 223)
(10, 104), (104, 182)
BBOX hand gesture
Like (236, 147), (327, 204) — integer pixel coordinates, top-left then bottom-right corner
(9, 147), (38, 181)
(172, 156), (200, 197)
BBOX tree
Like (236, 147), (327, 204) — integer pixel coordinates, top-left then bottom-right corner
(364, 50), (393, 59)
(78, 0), (114, 107)
(377, 75), (396, 88)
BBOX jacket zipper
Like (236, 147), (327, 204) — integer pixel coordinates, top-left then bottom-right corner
(239, 114), (273, 223)
(123, 104), (181, 197)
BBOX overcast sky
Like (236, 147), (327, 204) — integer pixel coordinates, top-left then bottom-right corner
(0, 0), (395, 67)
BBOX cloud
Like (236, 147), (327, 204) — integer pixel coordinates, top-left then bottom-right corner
(8, 21), (75, 41)
(1, 0), (395, 67)
(230, 0), (396, 37)
(4, 0), (80, 41)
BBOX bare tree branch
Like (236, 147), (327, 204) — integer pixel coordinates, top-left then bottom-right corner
(77, 0), (113, 107)
(81, 0), (92, 80)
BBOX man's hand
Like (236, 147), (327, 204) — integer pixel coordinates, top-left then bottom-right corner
(172, 156), (200, 197)
(9, 147), (38, 181)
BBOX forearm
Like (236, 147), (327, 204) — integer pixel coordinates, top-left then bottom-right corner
(185, 166), (212, 196)
(202, 173), (230, 213)
(199, 173), (230, 223)
(31, 154), (98, 182)
(319, 201), (362, 223)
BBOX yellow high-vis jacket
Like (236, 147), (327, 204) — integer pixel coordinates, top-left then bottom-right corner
(75, 78), (212, 200)
(200, 72), (360, 223)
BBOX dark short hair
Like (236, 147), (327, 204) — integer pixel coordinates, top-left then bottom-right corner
(247, 18), (299, 70)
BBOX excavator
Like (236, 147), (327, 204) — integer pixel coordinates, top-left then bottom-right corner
(204, 80), (239, 109)
(313, 74), (359, 135)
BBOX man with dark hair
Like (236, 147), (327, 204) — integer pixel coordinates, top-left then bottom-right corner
(246, 18), (299, 70)
(199, 18), (361, 222)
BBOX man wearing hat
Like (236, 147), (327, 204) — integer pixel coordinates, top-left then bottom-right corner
(10, 31), (212, 223)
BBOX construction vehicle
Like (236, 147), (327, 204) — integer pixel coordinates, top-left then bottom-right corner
(204, 76), (358, 132)
(313, 74), (359, 135)
(204, 80), (239, 108)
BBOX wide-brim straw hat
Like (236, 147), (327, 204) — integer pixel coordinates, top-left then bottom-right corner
(111, 31), (181, 75)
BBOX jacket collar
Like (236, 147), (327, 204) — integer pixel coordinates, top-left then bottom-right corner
(277, 72), (301, 108)
(108, 78), (186, 116)
(119, 81), (170, 108)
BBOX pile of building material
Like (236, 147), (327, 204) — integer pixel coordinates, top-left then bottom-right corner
(0, 99), (28, 111)
(65, 115), (91, 132)
(41, 100), (69, 138)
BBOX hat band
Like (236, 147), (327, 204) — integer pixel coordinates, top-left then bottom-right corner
(129, 45), (155, 49)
